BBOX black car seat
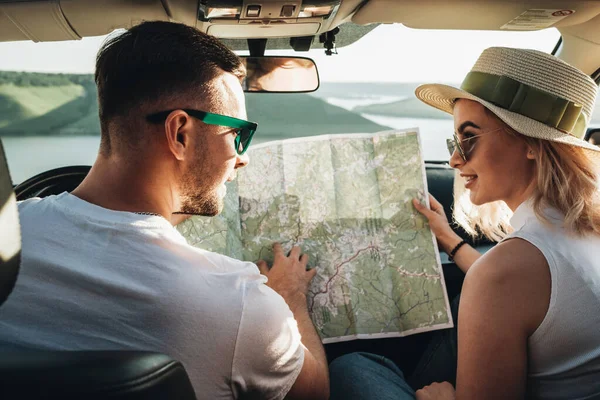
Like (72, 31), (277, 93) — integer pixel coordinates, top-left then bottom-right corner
(0, 140), (197, 400)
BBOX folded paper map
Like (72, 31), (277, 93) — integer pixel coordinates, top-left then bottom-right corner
(178, 129), (453, 343)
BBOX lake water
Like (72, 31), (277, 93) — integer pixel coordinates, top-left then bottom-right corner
(360, 114), (451, 161)
(324, 96), (407, 109)
(2, 116), (452, 184)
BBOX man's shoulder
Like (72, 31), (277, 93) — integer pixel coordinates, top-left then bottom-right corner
(178, 248), (264, 281)
(18, 195), (51, 211)
(18, 193), (76, 218)
(18, 195), (64, 226)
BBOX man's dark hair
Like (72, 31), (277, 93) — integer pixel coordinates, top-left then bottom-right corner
(95, 20), (244, 154)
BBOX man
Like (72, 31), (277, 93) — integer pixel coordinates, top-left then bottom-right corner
(0, 21), (328, 399)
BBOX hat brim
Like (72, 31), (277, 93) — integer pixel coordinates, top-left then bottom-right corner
(415, 83), (600, 165)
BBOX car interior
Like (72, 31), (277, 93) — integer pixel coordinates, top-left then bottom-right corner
(1, 0), (600, 398)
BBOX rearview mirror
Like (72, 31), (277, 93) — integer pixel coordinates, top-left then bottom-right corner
(241, 56), (319, 93)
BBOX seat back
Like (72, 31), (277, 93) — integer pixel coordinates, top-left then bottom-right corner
(0, 141), (19, 306)
(0, 351), (197, 399)
(0, 140), (197, 399)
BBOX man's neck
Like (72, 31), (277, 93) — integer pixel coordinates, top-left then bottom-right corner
(71, 155), (178, 222)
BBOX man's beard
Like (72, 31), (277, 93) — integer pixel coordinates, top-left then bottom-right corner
(175, 160), (224, 217)
(177, 191), (222, 216)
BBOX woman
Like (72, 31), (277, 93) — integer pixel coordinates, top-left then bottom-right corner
(329, 47), (600, 399)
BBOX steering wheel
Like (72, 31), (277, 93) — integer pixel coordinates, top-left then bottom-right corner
(14, 166), (91, 201)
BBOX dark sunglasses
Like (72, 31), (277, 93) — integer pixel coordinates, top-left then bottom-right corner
(446, 127), (503, 162)
(146, 109), (258, 155)
(446, 133), (469, 162)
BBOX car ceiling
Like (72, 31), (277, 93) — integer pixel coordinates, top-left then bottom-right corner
(1, 0), (600, 76)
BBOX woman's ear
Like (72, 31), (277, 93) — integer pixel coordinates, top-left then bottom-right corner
(526, 147), (536, 160)
(164, 111), (190, 161)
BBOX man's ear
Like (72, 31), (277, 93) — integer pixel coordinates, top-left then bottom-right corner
(526, 145), (536, 160)
(164, 110), (191, 161)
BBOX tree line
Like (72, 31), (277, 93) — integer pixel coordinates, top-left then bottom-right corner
(0, 71), (94, 86)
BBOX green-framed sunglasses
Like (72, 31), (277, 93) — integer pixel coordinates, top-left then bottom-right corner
(146, 109), (258, 155)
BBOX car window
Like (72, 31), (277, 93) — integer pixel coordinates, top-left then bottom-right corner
(248, 24), (563, 161)
(0, 25), (567, 184)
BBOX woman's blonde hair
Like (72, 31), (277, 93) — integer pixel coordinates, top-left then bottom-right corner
(453, 122), (600, 241)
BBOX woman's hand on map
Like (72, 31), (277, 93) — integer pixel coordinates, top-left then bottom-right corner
(415, 381), (456, 400)
(256, 243), (317, 311)
(413, 193), (462, 255)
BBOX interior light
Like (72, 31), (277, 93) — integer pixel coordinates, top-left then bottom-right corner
(299, 5), (333, 18)
(206, 7), (241, 19)
(280, 5), (296, 18)
(246, 5), (261, 17)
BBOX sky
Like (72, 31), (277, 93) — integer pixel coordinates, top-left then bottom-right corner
(0, 24), (560, 83)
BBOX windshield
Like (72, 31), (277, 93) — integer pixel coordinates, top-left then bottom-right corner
(0, 24), (564, 184)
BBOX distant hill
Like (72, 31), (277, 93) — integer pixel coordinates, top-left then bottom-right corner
(354, 97), (452, 120)
(245, 93), (390, 142)
(0, 71), (390, 139)
(313, 82), (423, 99)
(314, 82), (456, 120)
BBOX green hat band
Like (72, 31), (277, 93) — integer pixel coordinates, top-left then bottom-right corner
(461, 71), (587, 139)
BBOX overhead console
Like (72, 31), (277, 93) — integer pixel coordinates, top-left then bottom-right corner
(197, 0), (341, 39)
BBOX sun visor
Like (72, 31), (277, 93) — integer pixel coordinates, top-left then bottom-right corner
(352, 0), (600, 30)
(0, 0), (171, 42)
(0, 10), (27, 42)
(59, 0), (169, 38)
(0, 1), (79, 42)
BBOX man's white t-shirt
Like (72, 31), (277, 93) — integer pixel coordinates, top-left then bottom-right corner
(0, 192), (304, 399)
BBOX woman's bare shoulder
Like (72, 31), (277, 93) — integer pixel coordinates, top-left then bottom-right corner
(464, 238), (551, 335)
(469, 238), (548, 280)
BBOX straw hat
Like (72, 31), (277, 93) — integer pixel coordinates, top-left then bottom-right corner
(415, 47), (600, 162)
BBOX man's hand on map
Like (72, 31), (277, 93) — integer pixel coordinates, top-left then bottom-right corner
(413, 193), (463, 255)
(415, 381), (456, 400)
(256, 243), (317, 311)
